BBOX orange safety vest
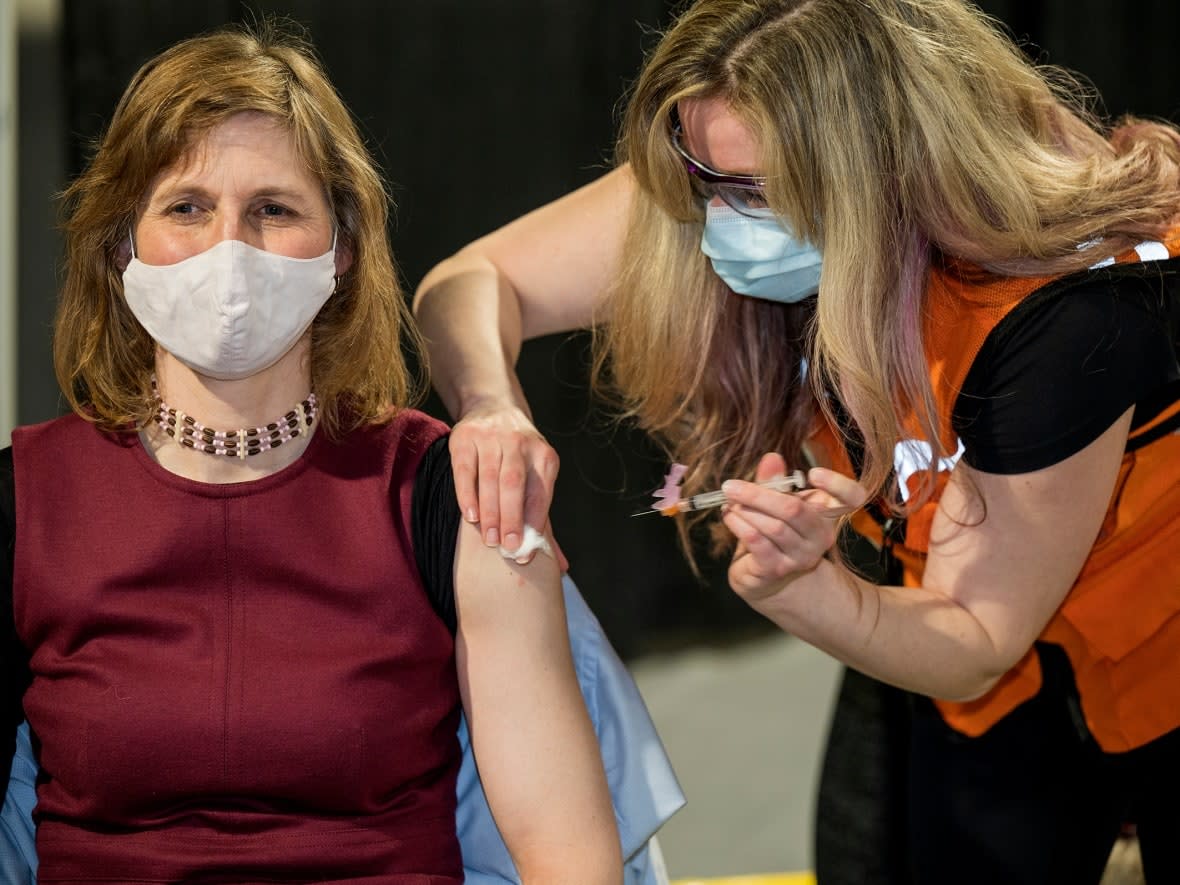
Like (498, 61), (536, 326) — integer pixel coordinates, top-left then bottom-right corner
(822, 232), (1180, 752)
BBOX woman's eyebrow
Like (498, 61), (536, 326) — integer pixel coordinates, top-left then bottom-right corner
(246, 187), (316, 204)
(147, 183), (314, 205)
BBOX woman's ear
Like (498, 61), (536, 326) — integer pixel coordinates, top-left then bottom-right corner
(114, 235), (133, 273)
(334, 235), (354, 278)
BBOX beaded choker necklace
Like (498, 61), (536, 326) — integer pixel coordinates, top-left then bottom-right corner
(152, 378), (317, 459)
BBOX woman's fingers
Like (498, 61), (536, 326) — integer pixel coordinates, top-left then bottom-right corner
(448, 409), (561, 563)
(448, 433), (483, 525)
(754, 451), (788, 482)
(495, 438), (560, 561)
(725, 492), (837, 563)
(722, 464), (864, 516)
(806, 466), (869, 513)
(519, 441), (560, 553)
(475, 442), (505, 547)
(721, 454), (868, 603)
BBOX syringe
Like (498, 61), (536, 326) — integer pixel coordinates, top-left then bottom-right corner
(631, 469), (808, 517)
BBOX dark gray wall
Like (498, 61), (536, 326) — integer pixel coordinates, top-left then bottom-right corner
(981, 0), (1180, 123)
(15, 15), (67, 428)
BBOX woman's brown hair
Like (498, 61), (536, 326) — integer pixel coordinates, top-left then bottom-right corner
(54, 20), (422, 436)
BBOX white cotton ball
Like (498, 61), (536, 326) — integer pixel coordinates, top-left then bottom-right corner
(498, 524), (553, 561)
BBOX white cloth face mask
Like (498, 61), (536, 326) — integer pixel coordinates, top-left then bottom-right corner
(122, 236), (337, 380)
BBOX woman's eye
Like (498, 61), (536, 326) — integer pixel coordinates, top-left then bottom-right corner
(167, 202), (198, 216)
(260, 204), (290, 218)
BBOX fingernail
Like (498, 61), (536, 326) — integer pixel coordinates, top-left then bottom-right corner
(465, 507), (478, 523)
(722, 480), (738, 494)
(515, 555), (532, 565)
(503, 532), (520, 552)
(485, 528), (499, 547)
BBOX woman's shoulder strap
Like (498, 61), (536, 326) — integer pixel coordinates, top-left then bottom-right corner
(408, 434), (460, 633)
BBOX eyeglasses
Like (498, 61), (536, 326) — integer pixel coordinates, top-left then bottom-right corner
(671, 126), (772, 218)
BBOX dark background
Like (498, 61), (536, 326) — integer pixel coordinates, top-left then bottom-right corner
(14, 0), (1180, 659)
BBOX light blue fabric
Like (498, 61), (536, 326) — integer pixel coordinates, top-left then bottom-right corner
(459, 575), (684, 883)
(1, 720), (35, 885)
(2, 575), (682, 883)
(700, 202), (822, 302)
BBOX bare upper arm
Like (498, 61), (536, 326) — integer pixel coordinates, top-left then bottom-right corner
(452, 521), (571, 676)
(451, 520), (619, 877)
(921, 407), (1134, 670)
(416, 165), (635, 341)
(451, 518), (575, 826)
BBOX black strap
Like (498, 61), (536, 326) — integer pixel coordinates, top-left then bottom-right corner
(409, 435), (461, 634)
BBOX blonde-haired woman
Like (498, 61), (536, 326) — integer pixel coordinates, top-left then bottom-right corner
(414, 0), (1180, 882)
(1, 22), (627, 882)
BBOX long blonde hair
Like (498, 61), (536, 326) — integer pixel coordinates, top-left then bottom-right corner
(55, 20), (422, 436)
(600, 0), (1180, 541)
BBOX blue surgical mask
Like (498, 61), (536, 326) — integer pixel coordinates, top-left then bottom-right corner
(700, 203), (822, 303)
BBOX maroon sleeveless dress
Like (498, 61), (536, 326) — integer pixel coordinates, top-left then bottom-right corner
(12, 410), (463, 883)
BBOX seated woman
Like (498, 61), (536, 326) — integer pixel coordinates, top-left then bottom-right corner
(0, 22), (667, 883)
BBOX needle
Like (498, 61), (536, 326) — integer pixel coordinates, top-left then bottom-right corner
(630, 470), (808, 517)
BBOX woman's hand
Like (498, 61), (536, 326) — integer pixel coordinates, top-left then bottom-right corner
(722, 452), (867, 604)
(449, 402), (562, 565)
